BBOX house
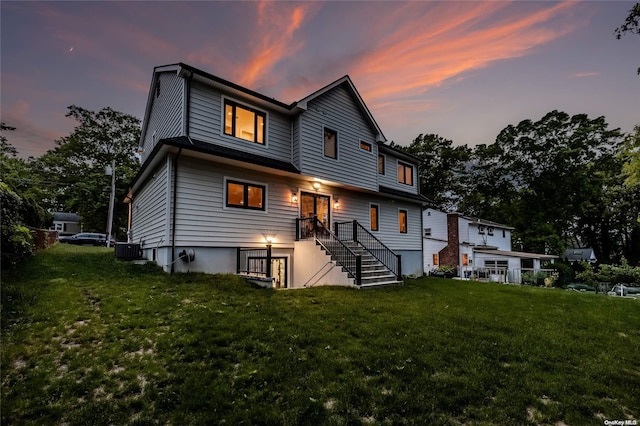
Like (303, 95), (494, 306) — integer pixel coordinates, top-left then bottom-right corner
(423, 209), (557, 283)
(563, 247), (597, 264)
(126, 63), (427, 288)
(49, 212), (81, 237)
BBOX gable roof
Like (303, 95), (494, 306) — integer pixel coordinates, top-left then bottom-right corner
(563, 247), (596, 262)
(294, 75), (387, 143)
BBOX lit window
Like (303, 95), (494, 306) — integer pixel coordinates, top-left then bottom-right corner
(370, 204), (379, 231)
(224, 100), (266, 144)
(226, 180), (265, 210)
(324, 128), (337, 159)
(399, 209), (408, 233)
(433, 254), (439, 266)
(397, 162), (413, 185)
(462, 253), (469, 266)
(360, 141), (372, 152)
(378, 154), (385, 174)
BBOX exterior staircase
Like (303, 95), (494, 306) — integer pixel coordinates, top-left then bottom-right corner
(342, 241), (403, 287)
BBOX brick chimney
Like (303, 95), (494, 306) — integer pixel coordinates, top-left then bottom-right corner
(439, 212), (460, 267)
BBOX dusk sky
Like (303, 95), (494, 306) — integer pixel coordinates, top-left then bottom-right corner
(2, 1), (638, 159)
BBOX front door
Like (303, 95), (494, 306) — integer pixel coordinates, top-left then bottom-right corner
(301, 192), (330, 227)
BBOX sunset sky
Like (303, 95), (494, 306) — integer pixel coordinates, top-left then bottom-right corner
(1, 1), (638, 159)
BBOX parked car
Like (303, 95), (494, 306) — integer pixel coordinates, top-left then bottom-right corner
(566, 283), (596, 293)
(59, 233), (115, 246)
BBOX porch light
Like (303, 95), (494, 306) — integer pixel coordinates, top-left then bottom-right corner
(312, 182), (321, 191)
(291, 193), (298, 203)
(263, 231), (276, 246)
(334, 198), (340, 209)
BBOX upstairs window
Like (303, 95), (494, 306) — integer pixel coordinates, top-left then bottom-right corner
(324, 128), (337, 159)
(226, 180), (266, 210)
(378, 154), (385, 174)
(360, 141), (372, 152)
(224, 100), (265, 144)
(397, 162), (413, 186)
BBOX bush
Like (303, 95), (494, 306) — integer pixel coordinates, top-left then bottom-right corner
(576, 259), (640, 287)
(522, 271), (548, 286)
(552, 262), (575, 288)
(1, 182), (38, 269)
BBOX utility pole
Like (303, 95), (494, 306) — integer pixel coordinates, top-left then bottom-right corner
(106, 159), (116, 247)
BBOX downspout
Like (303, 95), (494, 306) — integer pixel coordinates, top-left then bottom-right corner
(170, 148), (182, 273)
(170, 70), (192, 273)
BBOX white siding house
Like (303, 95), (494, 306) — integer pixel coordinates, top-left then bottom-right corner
(423, 208), (556, 283)
(127, 63), (427, 288)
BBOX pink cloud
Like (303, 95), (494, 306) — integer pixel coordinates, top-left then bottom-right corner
(571, 72), (599, 78)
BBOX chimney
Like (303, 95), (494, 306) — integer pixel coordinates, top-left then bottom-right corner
(439, 212), (460, 268)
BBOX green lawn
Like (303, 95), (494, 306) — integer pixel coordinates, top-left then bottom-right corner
(2, 245), (639, 425)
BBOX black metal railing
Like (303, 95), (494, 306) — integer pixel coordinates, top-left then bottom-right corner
(335, 220), (402, 280)
(296, 217), (362, 285)
(237, 247), (271, 277)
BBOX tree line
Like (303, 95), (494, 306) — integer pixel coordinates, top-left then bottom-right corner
(1, 106), (141, 268)
(397, 111), (640, 265)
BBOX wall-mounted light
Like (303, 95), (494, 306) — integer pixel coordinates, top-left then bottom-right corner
(333, 198), (340, 209)
(312, 182), (321, 191)
(291, 193), (298, 203)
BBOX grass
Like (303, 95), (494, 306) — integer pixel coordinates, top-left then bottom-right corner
(1, 245), (639, 425)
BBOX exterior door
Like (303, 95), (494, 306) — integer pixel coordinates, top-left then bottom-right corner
(271, 258), (287, 289)
(300, 192), (330, 228)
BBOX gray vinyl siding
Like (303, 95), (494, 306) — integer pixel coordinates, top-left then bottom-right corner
(172, 157), (300, 247)
(131, 158), (169, 246)
(299, 85), (378, 191)
(329, 189), (422, 251)
(188, 82), (292, 162)
(141, 72), (184, 163)
(168, 156), (420, 251)
(292, 116), (301, 170)
(377, 153), (419, 195)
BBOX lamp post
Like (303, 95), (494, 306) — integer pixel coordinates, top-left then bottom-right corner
(105, 159), (116, 248)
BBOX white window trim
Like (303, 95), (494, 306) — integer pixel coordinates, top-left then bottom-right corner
(223, 176), (269, 214)
(220, 95), (269, 148)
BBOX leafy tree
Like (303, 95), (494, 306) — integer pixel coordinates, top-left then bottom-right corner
(401, 134), (472, 210)
(460, 111), (633, 262)
(620, 124), (640, 189)
(31, 106), (141, 236)
(614, 2), (640, 74)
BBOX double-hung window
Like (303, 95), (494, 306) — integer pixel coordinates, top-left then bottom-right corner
(226, 180), (266, 210)
(324, 128), (337, 159)
(397, 162), (413, 186)
(224, 100), (265, 144)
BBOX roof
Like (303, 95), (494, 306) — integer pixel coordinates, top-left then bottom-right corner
(378, 143), (423, 164)
(52, 212), (80, 222)
(474, 248), (558, 260)
(379, 186), (431, 204)
(441, 211), (514, 230)
(140, 63), (389, 149)
(161, 136), (300, 174)
(295, 75), (386, 143)
(563, 248), (596, 262)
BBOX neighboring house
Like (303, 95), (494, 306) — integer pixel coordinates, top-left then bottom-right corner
(49, 212), (81, 237)
(563, 247), (597, 264)
(126, 63), (427, 288)
(423, 209), (557, 283)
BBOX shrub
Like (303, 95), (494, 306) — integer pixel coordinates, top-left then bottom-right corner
(1, 182), (39, 269)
